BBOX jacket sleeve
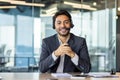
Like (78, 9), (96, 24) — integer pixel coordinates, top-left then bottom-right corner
(76, 39), (91, 73)
(39, 40), (55, 73)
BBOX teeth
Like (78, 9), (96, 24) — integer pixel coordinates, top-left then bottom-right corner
(61, 28), (66, 30)
(61, 29), (66, 32)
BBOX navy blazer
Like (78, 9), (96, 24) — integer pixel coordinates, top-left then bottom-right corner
(39, 33), (91, 73)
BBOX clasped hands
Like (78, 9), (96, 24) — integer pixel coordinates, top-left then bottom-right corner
(54, 43), (75, 58)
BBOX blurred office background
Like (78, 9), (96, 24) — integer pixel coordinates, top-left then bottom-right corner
(0, 0), (119, 72)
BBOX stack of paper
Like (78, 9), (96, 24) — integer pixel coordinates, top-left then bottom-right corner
(51, 73), (72, 78)
(51, 73), (88, 79)
(88, 72), (119, 78)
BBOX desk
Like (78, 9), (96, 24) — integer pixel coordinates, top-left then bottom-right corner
(0, 73), (39, 80)
(40, 73), (120, 80)
(0, 73), (120, 80)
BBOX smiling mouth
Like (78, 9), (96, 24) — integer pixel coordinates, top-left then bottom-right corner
(60, 28), (68, 33)
(60, 27), (70, 31)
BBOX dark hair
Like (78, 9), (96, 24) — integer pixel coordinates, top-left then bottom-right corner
(52, 10), (74, 29)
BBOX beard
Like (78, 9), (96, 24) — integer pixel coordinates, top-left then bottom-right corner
(57, 27), (70, 37)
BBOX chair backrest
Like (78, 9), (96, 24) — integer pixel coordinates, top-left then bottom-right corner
(0, 44), (6, 56)
(5, 49), (12, 62)
(0, 46), (11, 67)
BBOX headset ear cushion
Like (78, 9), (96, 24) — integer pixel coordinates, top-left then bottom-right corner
(53, 25), (55, 29)
(71, 23), (74, 28)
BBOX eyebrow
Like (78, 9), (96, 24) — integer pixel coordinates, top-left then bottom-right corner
(56, 20), (70, 22)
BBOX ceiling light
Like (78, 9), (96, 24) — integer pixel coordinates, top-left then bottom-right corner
(0, 6), (16, 9)
(93, 2), (97, 6)
(0, 0), (45, 7)
(64, 1), (97, 11)
(118, 7), (120, 11)
(64, 1), (90, 8)
(10, 1), (45, 7)
(73, 5), (97, 10)
(46, 7), (57, 13)
(45, 7), (57, 15)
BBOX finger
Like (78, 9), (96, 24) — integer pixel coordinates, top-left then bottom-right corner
(64, 52), (71, 56)
(63, 47), (71, 51)
(63, 43), (69, 46)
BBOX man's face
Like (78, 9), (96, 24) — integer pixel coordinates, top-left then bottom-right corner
(55, 15), (71, 37)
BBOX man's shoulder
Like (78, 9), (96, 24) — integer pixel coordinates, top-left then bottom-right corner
(71, 33), (87, 45)
(43, 34), (57, 41)
(71, 33), (85, 40)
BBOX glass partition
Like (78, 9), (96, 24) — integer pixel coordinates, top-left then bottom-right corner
(0, 1), (36, 71)
(80, 0), (116, 72)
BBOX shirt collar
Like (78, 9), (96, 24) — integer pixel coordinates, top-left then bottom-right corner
(57, 34), (70, 44)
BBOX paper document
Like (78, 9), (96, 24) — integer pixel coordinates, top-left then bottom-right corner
(0, 76), (2, 80)
(88, 72), (119, 78)
(51, 73), (72, 78)
(51, 73), (88, 79)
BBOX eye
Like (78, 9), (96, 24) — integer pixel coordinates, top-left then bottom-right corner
(57, 22), (61, 24)
(64, 20), (70, 24)
(64, 21), (70, 24)
(56, 21), (61, 25)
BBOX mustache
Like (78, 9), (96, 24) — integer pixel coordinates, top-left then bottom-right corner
(66, 28), (71, 30)
(60, 27), (71, 30)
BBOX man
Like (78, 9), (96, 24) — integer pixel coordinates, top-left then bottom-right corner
(39, 10), (91, 73)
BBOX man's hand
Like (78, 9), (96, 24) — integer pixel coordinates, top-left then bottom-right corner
(54, 43), (75, 58)
(54, 43), (66, 57)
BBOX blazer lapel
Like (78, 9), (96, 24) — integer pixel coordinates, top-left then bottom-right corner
(68, 33), (74, 49)
(54, 34), (60, 50)
(52, 34), (60, 72)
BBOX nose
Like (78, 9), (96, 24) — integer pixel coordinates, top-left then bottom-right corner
(60, 22), (65, 27)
